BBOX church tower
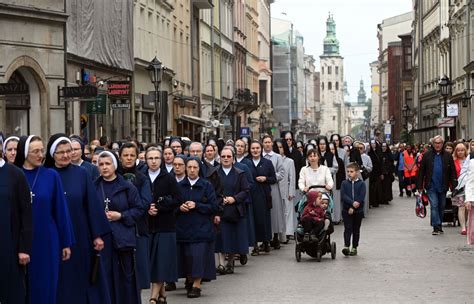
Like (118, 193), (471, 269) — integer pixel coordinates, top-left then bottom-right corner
(357, 79), (367, 104)
(319, 13), (346, 136)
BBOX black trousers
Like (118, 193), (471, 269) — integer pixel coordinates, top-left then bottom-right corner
(301, 217), (324, 234)
(342, 212), (363, 248)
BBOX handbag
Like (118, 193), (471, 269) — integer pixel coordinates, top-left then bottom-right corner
(221, 204), (240, 223)
(90, 252), (101, 284)
(361, 167), (370, 180)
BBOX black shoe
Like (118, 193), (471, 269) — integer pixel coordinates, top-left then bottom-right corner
(251, 247), (259, 256)
(184, 280), (192, 291)
(271, 239), (281, 249)
(399, 192), (404, 197)
(432, 228), (439, 235)
(263, 241), (271, 252)
(164, 282), (176, 292)
(157, 295), (167, 304)
(216, 265), (226, 275)
(438, 227), (444, 233)
(187, 287), (201, 298)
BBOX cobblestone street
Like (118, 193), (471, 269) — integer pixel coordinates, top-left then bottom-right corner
(142, 186), (474, 303)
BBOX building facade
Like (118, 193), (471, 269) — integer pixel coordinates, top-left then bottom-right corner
(0, 0), (68, 139)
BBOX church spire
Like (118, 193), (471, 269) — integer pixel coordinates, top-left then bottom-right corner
(322, 12), (340, 56)
(357, 78), (367, 104)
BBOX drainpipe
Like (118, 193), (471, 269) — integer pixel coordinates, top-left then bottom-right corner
(210, 6), (216, 119)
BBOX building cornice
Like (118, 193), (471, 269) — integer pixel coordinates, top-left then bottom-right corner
(0, 3), (68, 23)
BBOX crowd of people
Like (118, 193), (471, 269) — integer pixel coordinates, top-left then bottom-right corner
(1, 131), (473, 304)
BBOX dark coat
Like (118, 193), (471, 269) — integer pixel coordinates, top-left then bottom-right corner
(95, 175), (145, 249)
(416, 149), (457, 192)
(334, 153), (346, 190)
(148, 169), (183, 233)
(120, 167), (152, 235)
(288, 147), (304, 189)
(201, 161), (224, 205)
(340, 179), (366, 215)
(176, 178), (219, 242)
(217, 166), (249, 217)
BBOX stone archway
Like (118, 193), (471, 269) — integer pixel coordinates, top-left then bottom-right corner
(3, 56), (50, 139)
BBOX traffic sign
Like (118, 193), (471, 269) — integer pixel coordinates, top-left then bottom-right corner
(437, 117), (455, 128)
(384, 123), (391, 135)
(240, 127), (250, 136)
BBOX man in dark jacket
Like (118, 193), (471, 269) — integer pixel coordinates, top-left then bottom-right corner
(417, 135), (457, 235)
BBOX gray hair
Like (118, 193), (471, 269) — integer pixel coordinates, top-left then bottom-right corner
(431, 135), (445, 144)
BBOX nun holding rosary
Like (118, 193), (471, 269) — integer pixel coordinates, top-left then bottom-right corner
(94, 151), (145, 304)
(44, 134), (111, 304)
(0, 136), (33, 304)
(14, 135), (74, 304)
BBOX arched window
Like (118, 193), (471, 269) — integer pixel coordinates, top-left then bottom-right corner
(328, 82), (332, 90)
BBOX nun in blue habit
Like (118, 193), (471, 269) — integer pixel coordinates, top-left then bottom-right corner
(44, 134), (112, 304)
(14, 135), (75, 304)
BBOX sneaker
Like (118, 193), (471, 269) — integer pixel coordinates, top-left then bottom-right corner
(438, 227), (444, 234)
(432, 229), (439, 235)
(303, 233), (310, 242)
(342, 247), (350, 256)
(349, 247), (358, 256)
(461, 229), (467, 235)
(399, 192), (404, 197)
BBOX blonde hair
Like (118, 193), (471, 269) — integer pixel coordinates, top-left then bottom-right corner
(453, 142), (468, 160)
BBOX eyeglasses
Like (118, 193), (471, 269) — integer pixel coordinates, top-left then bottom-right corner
(29, 149), (45, 156)
(221, 155), (233, 159)
(55, 149), (72, 156)
(285, 138), (292, 142)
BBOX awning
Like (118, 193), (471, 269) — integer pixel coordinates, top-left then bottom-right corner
(178, 114), (207, 126)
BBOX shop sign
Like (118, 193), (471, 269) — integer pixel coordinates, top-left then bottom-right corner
(63, 85), (98, 98)
(110, 102), (130, 110)
(446, 103), (458, 117)
(0, 83), (28, 95)
(107, 81), (130, 96)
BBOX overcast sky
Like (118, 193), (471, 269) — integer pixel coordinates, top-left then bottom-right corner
(271, 0), (412, 103)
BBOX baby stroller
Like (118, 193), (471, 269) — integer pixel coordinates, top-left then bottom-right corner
(294, 185), (336, 262)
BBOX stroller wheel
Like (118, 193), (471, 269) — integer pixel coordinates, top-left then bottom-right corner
(315, 250), (322, 262)
(295, 245), (302, 262)
(331, 242), (336, 259)
(239, 254), (248, 265)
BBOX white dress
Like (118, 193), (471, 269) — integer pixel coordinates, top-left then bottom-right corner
(263, 151), (286, 235)
(361, 153), (373, 216)
(280, 156), (297, 236)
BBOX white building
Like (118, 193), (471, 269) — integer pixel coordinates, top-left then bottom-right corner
(319, 13), (346, 136)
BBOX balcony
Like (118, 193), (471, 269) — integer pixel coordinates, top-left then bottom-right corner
(192, 0), (213, 9)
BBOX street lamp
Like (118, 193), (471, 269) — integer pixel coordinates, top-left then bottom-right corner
(147, 57), (164, 142)
(438, 74), (452, 140)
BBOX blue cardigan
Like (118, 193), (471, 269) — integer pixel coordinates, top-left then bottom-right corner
(94, 175), (145, 249)
(340, 178), (366, 215)
(176, 177), (219, 243)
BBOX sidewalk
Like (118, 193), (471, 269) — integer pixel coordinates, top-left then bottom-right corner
(142, 185), (474, 303)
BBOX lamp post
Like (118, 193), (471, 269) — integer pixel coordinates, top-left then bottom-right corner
(438, 75), (452, 140)
(147, 57), (164, 142)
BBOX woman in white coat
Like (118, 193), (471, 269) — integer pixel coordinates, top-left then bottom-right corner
(273, 139), (296, 242)
(262, 135), (286, 249)
(298, 149), (334, 195)
(461, 154), (474, 245)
